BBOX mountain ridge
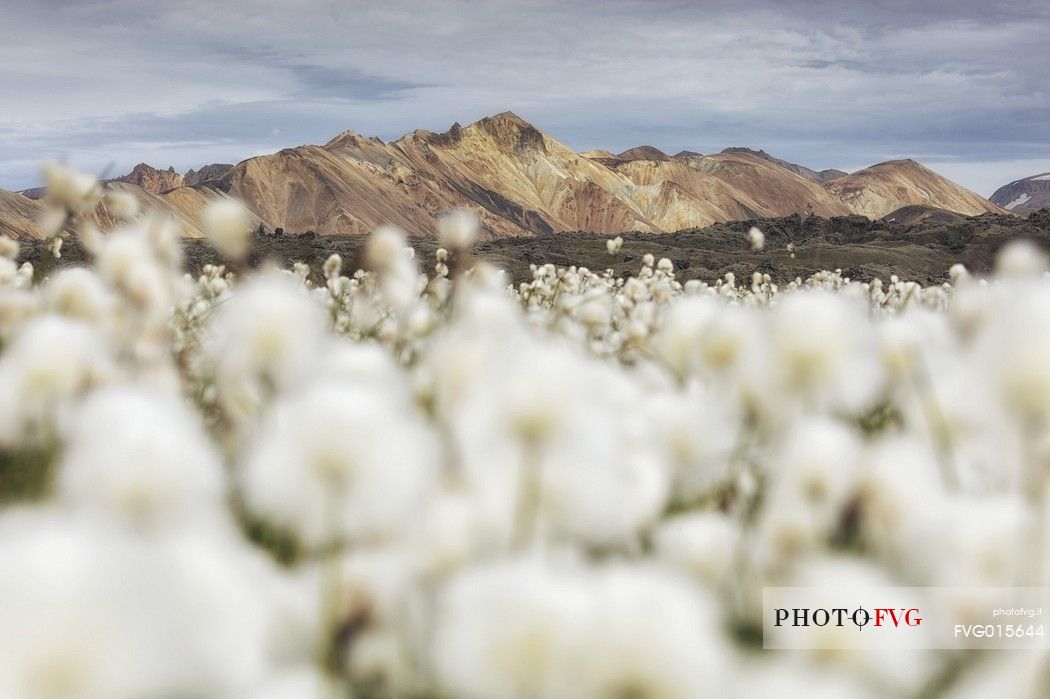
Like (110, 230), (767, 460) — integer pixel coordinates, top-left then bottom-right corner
(0, 112), (1010, 239)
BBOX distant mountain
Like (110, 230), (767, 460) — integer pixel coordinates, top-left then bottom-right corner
(823, 159), (1005, 219)
(114, 163), (184, 194)
(721, 147), (847, 184)
(0, 112), (1008, 239)
(989, 173), (1050, 216)
(0, 189), (40, 238)
(617, 146), (669, 162)
(184, 164), (233, 186)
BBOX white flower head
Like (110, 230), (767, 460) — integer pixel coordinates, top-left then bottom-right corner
(42, 161), (101, 216)
(57, 386), (228, 532)
(438, 209), (480, 250)
(201, 198), (252, 260)
(104, 189), (140, 221)
(0, 316), (112, 446)
(240, 383), (439, 548)
(995, 239), (1048, 279)
(205, 270), (327, 421)
(748, 226), (765, 251)
(0, 236), (19, 260)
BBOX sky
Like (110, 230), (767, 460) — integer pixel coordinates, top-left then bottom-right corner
(1, 0), (1049, 196)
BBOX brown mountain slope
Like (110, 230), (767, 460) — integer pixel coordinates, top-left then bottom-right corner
(721, 148), (846, 184)
(824, 159), (1005, 219)
(209, 127), (540, 238)
(684, 151), (853, 218)
(391, 113), (658, 234)
(0, 189), (41, 239)
(608, 158), (766, 229)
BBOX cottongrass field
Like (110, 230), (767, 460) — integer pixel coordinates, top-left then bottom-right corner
(0, 164), (1048, 698)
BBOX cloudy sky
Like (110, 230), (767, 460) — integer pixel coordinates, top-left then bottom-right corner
(2, 0), (1048, 195)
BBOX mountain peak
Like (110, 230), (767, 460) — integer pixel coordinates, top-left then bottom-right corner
(826, 159), (1003, 218)
(476, 111), (530, 128)
(617, 145), (668, 162)
(722, 146), (768, 157)
(469, 111), (546, 153)
(183, 163), (233, 186)
(115, 162), (184, 194)
(324, 130), (376, 150)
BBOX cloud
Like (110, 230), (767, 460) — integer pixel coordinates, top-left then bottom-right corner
(1, 0), (1048, 193)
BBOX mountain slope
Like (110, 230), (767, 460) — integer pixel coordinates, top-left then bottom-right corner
(681, 151), (853, 218)
(721, 148), (846, 183)
(391, 113), (662, 235)
(989, 173), (1050, 215)
(0, 189), (41, 239)
(824, 159), (1005, 219)
(184, 164), (233, 186)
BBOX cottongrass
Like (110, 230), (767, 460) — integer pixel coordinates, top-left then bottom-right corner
(0, 168), (1047, 697)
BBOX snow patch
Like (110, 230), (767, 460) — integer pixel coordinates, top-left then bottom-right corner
(1032, 174), (1050, 181)
(1005, 193), (1032, 209)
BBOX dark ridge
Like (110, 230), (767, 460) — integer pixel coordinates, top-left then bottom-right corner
(21, 211), (1050, 288)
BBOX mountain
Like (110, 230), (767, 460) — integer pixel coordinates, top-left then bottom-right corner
(989, 173), (1050, 216)
(115, 163), (184, 194)
(617, 146), (669, 162)
(1, 112), (1008, 239)
(0, 189), (40, 238)
(184, 164), (234, 186)
(823, 159), (1005, 219)
(722, 148), (847, 184)
(680, 150), (852, 218)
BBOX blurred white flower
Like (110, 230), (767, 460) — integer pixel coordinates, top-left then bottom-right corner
(42, 162), (100, 216)
(240, 383), (438, 548)
(0, 316), (112, 446)
(438, 209), (480, 250)
(205, 271), (327, 423)
(748, 226), (765, 251)
(654, 512), (741, 588)
(43, 267), (117, 327)
(57, 386), (228, 532)
(434, 559), (590, 699)
(201, 198), (252, 260)
(0, 512), (273, 698)
(995, 239), (1047, 278)
(104, 189), (140, 221)
(571, 566), (730, 699)
(0, 236), (18, 260)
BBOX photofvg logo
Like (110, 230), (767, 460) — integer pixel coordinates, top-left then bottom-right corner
(763, 586), (1049, 650)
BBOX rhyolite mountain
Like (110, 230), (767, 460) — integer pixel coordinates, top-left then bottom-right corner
(824, 159), (1003, 219)
(989, 173), (1050, 216)
(0, 112), (1009, 239)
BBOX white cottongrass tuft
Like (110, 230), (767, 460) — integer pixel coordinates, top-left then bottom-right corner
(201, 198), (252, 260)
(748, 226), (765, 251)
(438, 209), (480, 250)
(240, 382), (439, 548)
